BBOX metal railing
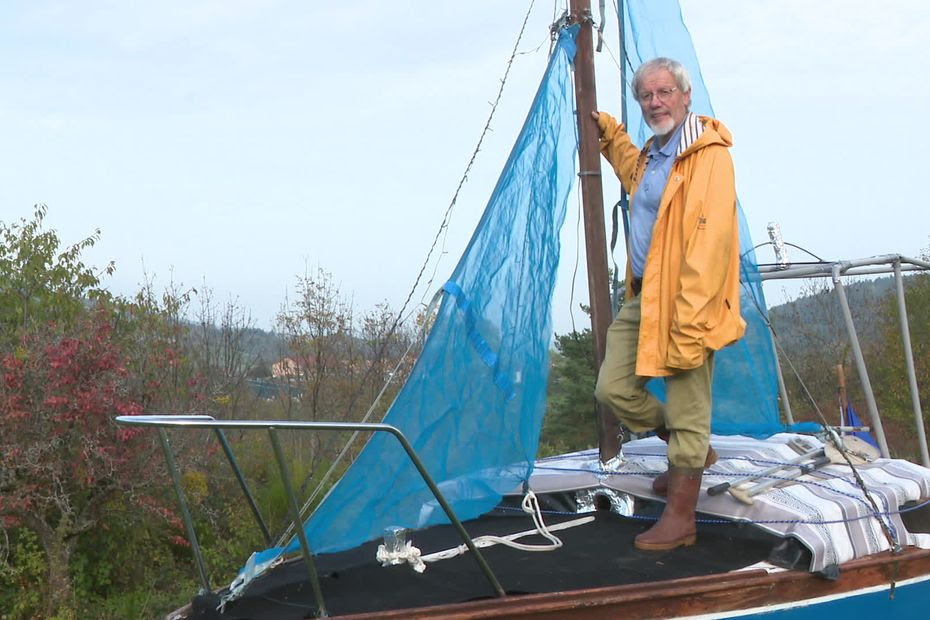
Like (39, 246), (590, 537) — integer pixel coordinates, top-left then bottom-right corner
(115, 415), (507, 618)
(757, 254), (930, 466)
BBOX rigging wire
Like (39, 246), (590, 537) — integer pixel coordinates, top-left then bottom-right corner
(547, 0), (560, 56)
(568, 179), (583, 336)
(567, 63), (583, 336)
(276, 291), (443, 548)
(611, 0), (637, 75)
(277, 0), (542, 547)
(597, 26), (632, 89)
(741, 240), (826, 264)
(518, 31), (552, 57)
(406, 0), (539, 322)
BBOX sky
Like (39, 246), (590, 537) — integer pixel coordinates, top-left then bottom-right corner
(2, 1), (929, 335)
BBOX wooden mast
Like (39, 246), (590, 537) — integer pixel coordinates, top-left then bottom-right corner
(568, 0), (621, 462)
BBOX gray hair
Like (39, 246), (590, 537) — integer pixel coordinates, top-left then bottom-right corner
(632, 57), (692, 96)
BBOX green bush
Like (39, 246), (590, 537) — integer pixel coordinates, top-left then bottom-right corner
(0, 528), (46, 619)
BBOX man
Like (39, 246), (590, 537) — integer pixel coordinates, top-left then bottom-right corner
(592, 57), (745, 551)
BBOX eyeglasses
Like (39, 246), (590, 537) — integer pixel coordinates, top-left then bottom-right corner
(636, 87), (678, 103)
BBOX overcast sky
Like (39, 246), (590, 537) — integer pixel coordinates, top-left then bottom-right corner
(2, 1), (928, 334)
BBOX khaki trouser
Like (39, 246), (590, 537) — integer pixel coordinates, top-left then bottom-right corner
(594, 295), (713, 469)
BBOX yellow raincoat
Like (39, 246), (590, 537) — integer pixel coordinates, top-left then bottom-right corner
(597, 113), (746, 377)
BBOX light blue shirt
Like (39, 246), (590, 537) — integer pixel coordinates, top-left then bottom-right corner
(629, 120), (685, 278)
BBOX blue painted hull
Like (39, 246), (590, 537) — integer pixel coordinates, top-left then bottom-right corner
(715, 574), (930, 619)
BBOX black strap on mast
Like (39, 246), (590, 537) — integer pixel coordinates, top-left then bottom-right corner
(611, 0), (631, 314)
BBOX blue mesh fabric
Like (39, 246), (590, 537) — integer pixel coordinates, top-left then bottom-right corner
(621, 0), (784, 436)
(295, 26), (580, 554)
(235, 4), (801, 579)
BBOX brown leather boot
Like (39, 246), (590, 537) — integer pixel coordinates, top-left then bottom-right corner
(635, 467), (702, 551)
(652, 446), (717, 496)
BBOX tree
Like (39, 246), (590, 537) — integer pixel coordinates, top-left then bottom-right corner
(769, 278), (889, 430)
(114, 279), (205, 415)
(191, 285), (261, 419)
(0, 205), (112, 340)
(0, 209), (192, 617)
(0, 309), (178, 617)
(540, 328), (599, 455)
(275, 269), (421, 504)
(277, 267), (355, 418)
(360, 301), (415, 414)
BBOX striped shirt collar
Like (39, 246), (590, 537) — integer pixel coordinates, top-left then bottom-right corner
(675, 112), (704, 157)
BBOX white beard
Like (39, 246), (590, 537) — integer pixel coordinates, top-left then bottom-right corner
(647, 116), (676, 137)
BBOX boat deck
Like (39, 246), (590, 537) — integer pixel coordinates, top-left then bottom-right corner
(185, 505), (791, 619)
(177, 435), (930, 619)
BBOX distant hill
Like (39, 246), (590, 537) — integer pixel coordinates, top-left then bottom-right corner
(767, 275), (900, 353)
(186, 322), (287, 378)
(240, 326), (287, 366)
(227, 274), (918, 382)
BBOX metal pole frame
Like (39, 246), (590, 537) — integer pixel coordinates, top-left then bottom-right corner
(831, 264), (890, 458)
(213, 428), (273, 545)
(893, 260), (930, 467)
(267, 428), (328, 617)
(116, 415), (507, 609)
(758, 254), (930, 281)
(755, 254), (930, 459)
(157, 428), (211, 594)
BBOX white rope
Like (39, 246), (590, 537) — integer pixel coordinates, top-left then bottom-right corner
(376, 540), (426, 573)
(417, 492), (595, 565)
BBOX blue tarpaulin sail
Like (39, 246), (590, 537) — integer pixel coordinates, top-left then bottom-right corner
(239, 1), (804, 579)
(245, 26), (581, 566)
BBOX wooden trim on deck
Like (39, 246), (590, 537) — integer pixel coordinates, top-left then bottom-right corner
(333, 548), (930, 619)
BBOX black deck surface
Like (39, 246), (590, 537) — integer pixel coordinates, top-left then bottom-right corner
(187, 503), (784, 620)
